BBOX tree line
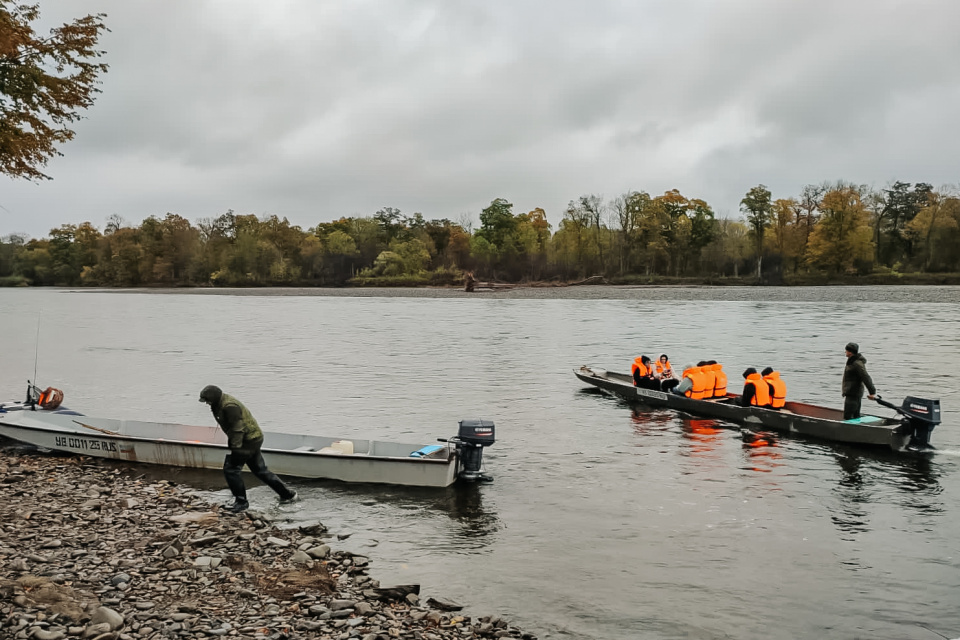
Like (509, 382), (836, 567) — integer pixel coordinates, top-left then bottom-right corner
(2, 181), (958, 287)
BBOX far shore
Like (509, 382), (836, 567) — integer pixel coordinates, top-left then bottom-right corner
(6, 282), (960, 303)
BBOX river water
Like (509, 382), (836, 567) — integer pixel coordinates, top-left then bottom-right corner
(1, 286), (958, 640)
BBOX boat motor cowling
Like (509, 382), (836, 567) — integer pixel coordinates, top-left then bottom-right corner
(441, 419), (495, 482)
(877, 395), (941, 450)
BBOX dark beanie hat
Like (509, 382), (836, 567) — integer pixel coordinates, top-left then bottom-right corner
(199, 385), (223, 405)
(761, 366), (774, 376)
(743, 367), (757, 379)
(845, 342), (859, 354)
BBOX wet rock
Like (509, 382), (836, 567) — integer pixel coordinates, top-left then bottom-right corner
(291, 550), (313, 565)
(427, 597), (464, 611)
(89, 607), (124, 630)
(266, 536), (290, 547)
(306, 544), (330, 559)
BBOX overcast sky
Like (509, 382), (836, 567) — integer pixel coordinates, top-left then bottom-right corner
(3, 0), (959, 238)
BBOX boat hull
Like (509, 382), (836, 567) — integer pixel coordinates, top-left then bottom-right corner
(575, 367), (910, 451)
(0, 409), (459, 488)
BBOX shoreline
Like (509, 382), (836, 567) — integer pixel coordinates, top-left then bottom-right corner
(0, 445), (534, 640)
(6, 283), (959, 303)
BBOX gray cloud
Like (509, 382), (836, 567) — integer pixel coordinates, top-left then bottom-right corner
(3, 0), (959, 237)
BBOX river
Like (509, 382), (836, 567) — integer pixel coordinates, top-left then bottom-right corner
(1, 286), (958, 640)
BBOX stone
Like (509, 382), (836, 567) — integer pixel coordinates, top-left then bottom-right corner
(291, 550), (313, 565)
(306, 545), (330, 559)
(266, 536), (290, 547)
(89, 607), (124, 630)
(82, 622), (113, 637)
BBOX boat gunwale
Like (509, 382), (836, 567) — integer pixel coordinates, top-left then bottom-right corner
(0, 418), (456, 465)
(574, 367), (903, 429)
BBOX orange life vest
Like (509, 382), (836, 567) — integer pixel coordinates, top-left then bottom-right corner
(744, 372), (771, 407)
(682, 367), (708, 400)
(37, 387), (64, 410)
(763, 371), (787, 408)
(656, 359), (673, 377)
(631, 357), (650, 385)
(700, 366), (717, 399)
(713, 364), (728, 397)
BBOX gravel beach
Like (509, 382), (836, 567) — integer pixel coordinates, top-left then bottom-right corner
(0, 446), (534, 640)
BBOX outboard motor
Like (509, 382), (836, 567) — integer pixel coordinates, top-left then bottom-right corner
(877, 395), (941, 450)
(441, 419), (495, 482)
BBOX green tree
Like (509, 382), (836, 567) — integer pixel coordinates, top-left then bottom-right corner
(477, 198), (517, 251)
(1, 2), (109, 180)
(905, 190), (960, 272)
(740, 184), (773, 279)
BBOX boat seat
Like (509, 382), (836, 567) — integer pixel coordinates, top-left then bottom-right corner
(845, 415), (883, 424)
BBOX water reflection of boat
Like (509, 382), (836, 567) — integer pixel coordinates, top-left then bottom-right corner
(629, 407), (677, 437)
(681, 417), (725, 457)
(740, 429), (783, 473)
(829, 446), (943, 537)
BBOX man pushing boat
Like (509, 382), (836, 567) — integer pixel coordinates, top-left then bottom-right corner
(199, 385), (298, 512)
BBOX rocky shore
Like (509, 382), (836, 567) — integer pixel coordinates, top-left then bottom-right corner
(0, 447), (534, 640)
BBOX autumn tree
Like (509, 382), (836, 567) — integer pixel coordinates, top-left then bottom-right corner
(0, 2), (109, 180)
(905, 189), (960, 271)
(740, 184), (773, 278)
(807, 186), (873, 274)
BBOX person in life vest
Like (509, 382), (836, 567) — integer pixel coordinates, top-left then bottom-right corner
(709, 361), (728, 398)
(632, 355), (658, 389)
(698, 361), (717, 399)
(199, 385), (299, 512)
(739, 368), (772, 407)
(655, 353), (680, 392)
(761, 367), (787, 409)
(673, 364), (708, 399)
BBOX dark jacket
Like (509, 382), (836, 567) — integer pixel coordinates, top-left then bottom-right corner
(842, 353), (876, 398)
(212, 393), (264, 450)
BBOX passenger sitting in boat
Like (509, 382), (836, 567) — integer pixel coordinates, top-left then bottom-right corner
(761, 367), (787, 409)
(655, 354), (680, 392)
(709, 361), (728, 397)
(632, 355), (658, 389)
(698, 361), (716, 399)
(739, 368), (772, 407)
(673, 364), (708, 398)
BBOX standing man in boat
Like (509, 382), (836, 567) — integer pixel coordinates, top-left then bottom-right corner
(199, 385), (298, 512)
(842, 343), (877, 420)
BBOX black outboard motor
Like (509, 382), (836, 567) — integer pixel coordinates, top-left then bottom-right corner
(877, 395), (941, 450)
(441, 419), (495, 482)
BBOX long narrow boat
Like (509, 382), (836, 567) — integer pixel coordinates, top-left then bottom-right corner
(0, 389), (495, 488)
(574, 366), (939, 452)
